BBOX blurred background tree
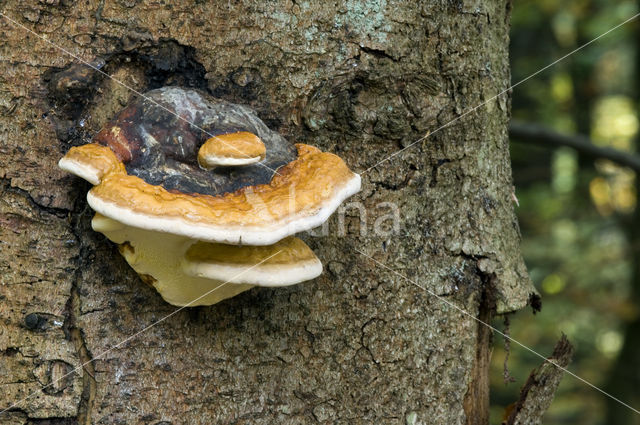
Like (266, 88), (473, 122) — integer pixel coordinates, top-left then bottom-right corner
(492, 0), (640, 423)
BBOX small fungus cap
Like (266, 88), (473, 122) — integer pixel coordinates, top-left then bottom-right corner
(198, 132), (267, 168)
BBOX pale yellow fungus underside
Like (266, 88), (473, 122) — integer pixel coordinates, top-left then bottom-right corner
(92, 214), (321, 306)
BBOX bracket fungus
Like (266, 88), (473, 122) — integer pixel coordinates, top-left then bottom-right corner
(197, 131), (267, 168)
(59, 87), (360, 306)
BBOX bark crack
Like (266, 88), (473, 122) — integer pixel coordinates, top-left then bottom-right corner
(462, 261), (497, 425)
(357, 45), (397, 61)
(62, 201), (97, 425)
(0, 177), (71, 217)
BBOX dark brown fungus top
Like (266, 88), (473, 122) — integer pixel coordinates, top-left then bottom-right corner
(92, 86), (297, 196)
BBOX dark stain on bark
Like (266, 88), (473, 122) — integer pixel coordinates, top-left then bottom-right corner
(210, 66), (266, 104)
(42, 39), (208, 154)
(92, 86), (297, 196)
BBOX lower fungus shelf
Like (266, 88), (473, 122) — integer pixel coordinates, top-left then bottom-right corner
(91, 213), (321, 307)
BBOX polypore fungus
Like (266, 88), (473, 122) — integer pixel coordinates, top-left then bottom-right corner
(59, 87), (360, 306)
(197, 131), (267, 168)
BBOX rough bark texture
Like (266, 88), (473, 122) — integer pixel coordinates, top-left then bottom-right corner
(0, 1), (535, 424)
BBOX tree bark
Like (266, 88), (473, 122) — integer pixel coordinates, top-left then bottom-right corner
(0, 1), (535, 424)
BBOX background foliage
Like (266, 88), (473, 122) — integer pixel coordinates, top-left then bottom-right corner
(490, 1), (640, 423)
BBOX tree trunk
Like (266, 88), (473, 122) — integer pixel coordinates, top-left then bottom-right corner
(0, 1), (535, 424)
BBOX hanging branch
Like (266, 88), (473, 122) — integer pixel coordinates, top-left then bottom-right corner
(503, 334), (575, 425)
(509, 120), (640, 172)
